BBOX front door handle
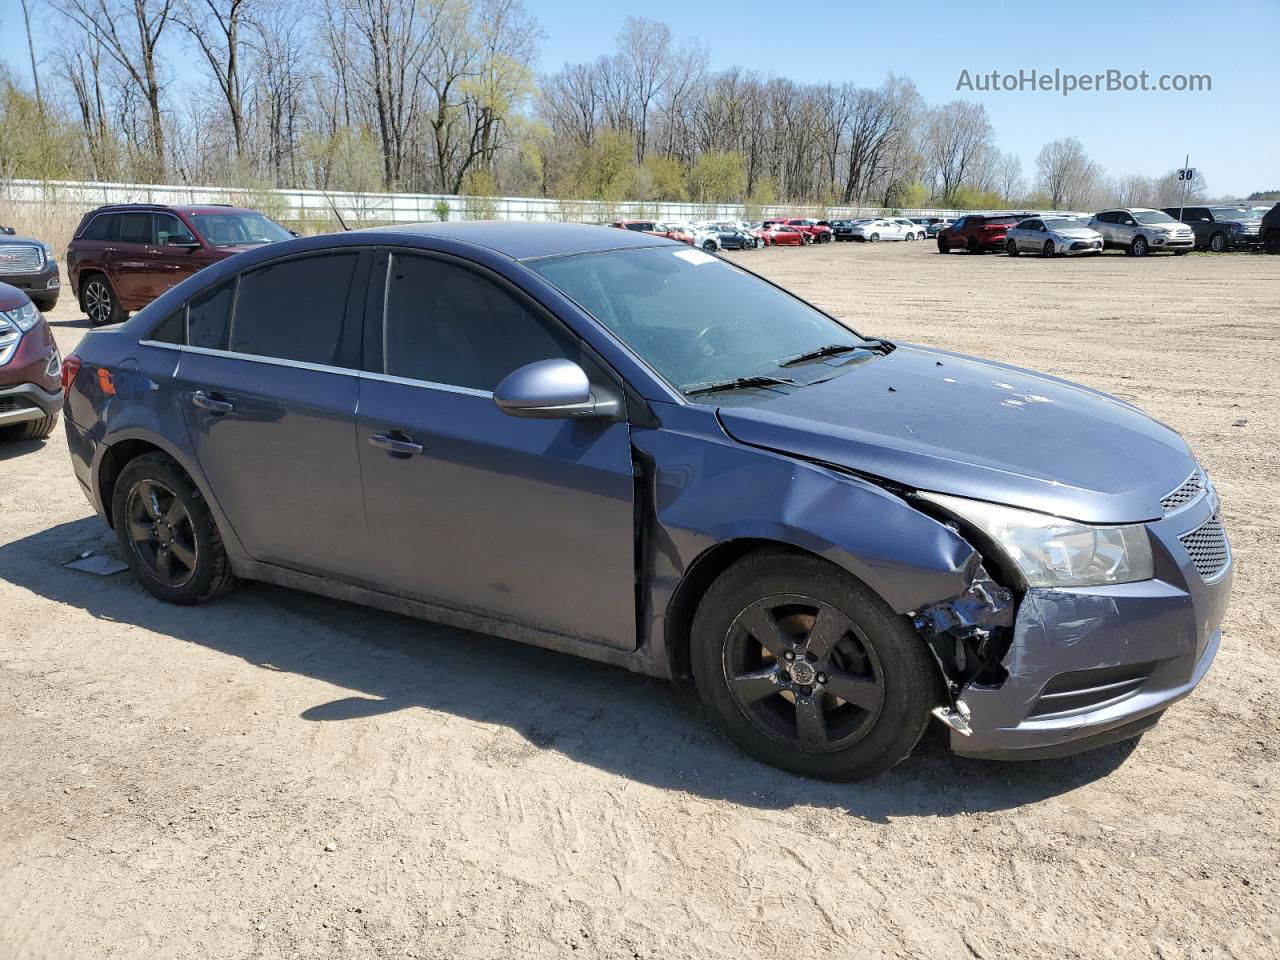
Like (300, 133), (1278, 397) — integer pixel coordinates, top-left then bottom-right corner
(192, 390), (234, 414)
(369, 431), (423, 457)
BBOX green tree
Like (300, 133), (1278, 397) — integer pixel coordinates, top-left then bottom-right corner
(688, 151), (747, 204)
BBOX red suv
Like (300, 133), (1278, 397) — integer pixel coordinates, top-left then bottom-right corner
(67, 204), (294, 325)
(936, 215), (1030, 254)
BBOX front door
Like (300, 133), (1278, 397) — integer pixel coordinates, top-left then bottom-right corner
(149, 213), (205, 299)
(175, 250), (373, 579)
(355, 250), (638, 650)
(110, 211), (155, 306)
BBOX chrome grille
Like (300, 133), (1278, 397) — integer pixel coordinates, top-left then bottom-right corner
(0, 245), (43, 275)
(1161, 470), (1203, 514)
(1179, 517), (1229, 580)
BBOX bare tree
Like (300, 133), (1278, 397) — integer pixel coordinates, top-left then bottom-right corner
(1036, 137), (1104, 208)
(176, 0), (254, 160)
(53, 0), (175, 177)
(922, 100), (993, 203)
(20, 0), (44, 112)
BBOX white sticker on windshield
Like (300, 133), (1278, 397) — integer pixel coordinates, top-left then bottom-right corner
(673, 249), (717, 265)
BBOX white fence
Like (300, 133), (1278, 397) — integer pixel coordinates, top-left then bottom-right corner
(0, 177), (983, 226)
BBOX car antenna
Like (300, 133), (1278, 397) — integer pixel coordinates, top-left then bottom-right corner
(324, 193), (350, 231)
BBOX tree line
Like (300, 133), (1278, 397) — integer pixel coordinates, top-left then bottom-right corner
(0, 0), (1229, 212)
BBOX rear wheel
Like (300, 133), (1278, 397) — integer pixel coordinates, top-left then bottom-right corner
(0, 413), (58, 442)
(690, 551), (938, 781)
(112, 452), (239, 605)
(937, 238), (949, 254)
(82, 274), (126, 325)
(1005, 239), (1019, 257)
(1209, 232), (1228, 253)
(967, 237), (981, 254)
(1264, 229), (1280, 255)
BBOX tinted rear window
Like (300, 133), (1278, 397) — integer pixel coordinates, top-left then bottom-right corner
(229, 254), (357, 365)
(82, 214), (115, 241)
(118, 213), (152, 244)
(188, 280), (234, 350)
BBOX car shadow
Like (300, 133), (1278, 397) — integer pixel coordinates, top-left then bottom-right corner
(0, 436), (53, 461)
(45, 315), (93, 330)
(0, 516), (1141, 820)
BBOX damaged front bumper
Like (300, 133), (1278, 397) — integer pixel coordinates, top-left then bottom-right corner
(917, 491), (1231, 761)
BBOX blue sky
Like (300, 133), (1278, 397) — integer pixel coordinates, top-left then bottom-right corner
(3, 0), (1275, 195)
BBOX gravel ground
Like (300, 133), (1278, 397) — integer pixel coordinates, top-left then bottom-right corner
(1, 241), (1277, 959)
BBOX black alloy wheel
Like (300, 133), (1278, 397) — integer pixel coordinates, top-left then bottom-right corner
(1006, 239), (1019, 257)
(691, 551), (937, 781)
(1042, 239), (1055, 258)
(1209, 232), (1227, 253)
(111, 452), (239, 604)
(123, 478), (199, 589)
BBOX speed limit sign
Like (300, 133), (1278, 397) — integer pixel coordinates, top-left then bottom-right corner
(1178, 167), (1196, 181)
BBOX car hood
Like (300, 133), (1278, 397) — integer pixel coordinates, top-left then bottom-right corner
(0, 235), (42, 246)
(715, 344), (1194, 524)
(1051, 228), (1101, 240)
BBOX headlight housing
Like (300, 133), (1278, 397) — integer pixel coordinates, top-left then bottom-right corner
(918, 492), (1154, 588)
(1, 301), (40, 330)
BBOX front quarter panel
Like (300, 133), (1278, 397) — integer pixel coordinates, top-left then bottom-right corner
(636, 402), (982, 664)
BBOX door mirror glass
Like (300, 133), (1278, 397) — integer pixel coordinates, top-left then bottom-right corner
(494, 358), (619, 420)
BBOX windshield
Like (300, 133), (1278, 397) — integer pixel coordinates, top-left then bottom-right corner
(1133, 210), (1177, 225)
(528, 247), (874, 394)
(1044, 218), (1084, 230)
(984, 217), (1021, 225)
(1209, 207), (1251, 220)
(190, 212), (292, 246)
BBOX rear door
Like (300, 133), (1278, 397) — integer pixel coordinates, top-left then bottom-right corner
(110, 212), (155, 305)
(355, 249), (638, 650)
(175, 249), (373, 580)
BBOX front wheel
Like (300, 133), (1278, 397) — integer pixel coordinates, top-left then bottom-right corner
(1, 413), (58, 442)
(112, 453), (239, 605)
(869, 233), (880, 243)
(1042, 239), (1055, 258)
(1265, 229), (1280, 255)
(702, 240), (717, 252)
(1209, 232), (1227, 253)
(1130, 235), (1149, 257)
(1006, 239), (1019, 257)
(690, 552), (938, 781)
(937, 238), (949, 254)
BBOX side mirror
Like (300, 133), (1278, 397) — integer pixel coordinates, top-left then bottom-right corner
(0, 225), (14, 235)
(494, 358), (622, 420)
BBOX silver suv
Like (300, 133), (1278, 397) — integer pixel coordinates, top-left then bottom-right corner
(1090, 208), (1194, 256)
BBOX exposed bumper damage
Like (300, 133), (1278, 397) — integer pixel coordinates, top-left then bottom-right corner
(910, 495), (1231, 761)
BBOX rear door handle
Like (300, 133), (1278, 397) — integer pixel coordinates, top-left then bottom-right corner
(369, 431), (422, 457)
(192, 390), (234, 414)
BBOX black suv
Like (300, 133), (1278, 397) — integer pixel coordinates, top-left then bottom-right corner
(1161, 205), (1262, 252)
(1260, 203), (1280, 254)
(0, 225), (60, 310)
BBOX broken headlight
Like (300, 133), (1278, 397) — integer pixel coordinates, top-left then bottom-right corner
(918, 492), (1153, 588)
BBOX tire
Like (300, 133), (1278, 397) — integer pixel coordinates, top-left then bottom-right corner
(82, 273), (127, 325)
(937, 238), (949, 254)
(869, 233), (880, 243)
(111, 452), (239, 605)
(1265, 229), (1280, 255)
(1042, 240), (1055, 258)
(690, 551), (938, 781)
(32, 294), (58, 312)
(1209, 232), (1228, 253)
(1005, 239), (1019, 257)
(1, 413), (58, 442)
(1130, 235), (1149, 257)
(967, 237), (981, 254)
(702, 240), (717, 252)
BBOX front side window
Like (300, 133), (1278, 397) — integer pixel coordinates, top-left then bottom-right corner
(229, 253), (357, 365)
(1022, 220), (1044, 231)
(382, 253), (575, 391)
(155, 214), (197, 246)
(529, 246), (878, 394)
(189, 212), (292, 247)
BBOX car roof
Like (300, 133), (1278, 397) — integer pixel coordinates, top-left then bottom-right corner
(90, 203), (261, 216)
(359, 220), (677, 261)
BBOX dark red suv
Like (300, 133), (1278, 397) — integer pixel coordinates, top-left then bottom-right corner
(936, 214), (1031, 254)
(67, 204), (294, 325)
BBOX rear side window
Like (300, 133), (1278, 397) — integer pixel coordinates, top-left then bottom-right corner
(149, 309), (185, 344)
(118, 213), (152, 244)
(82, 214), (116, 241)
(230, 253), (357, 365)
(382, 253), (575, 391)
(188, 280), (234, 350)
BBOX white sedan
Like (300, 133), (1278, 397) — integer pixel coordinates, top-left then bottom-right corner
(847, 218), (920, 242)
(1005, 216), (1104, 257)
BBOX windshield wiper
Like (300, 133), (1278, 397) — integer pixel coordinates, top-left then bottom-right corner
(778, 339), (889, 367)
(683, 374), (798, 397)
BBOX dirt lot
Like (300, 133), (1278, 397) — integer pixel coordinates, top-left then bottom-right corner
(2, 241), (1277, 960)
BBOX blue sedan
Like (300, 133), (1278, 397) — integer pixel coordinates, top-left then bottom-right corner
(62, 222), (1230, 780)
